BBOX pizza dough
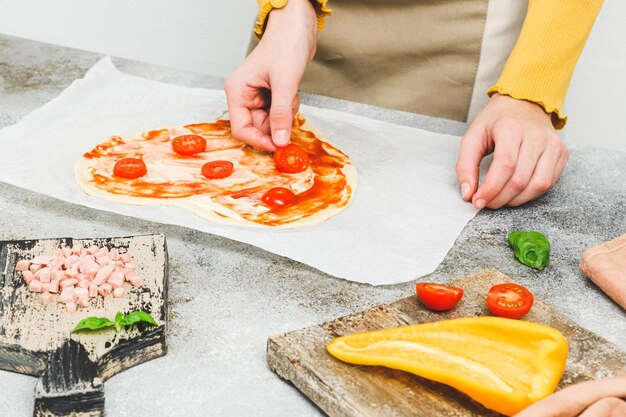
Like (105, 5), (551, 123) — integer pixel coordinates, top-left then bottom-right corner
(75, 116), (357, 228)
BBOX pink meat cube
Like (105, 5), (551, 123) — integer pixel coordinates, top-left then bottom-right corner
(53, 270), (66, 281)
(107, 274), (124, 289)
(62, 247), (72, 257)
(98, 283), (112, 296)
(88, 284), (98, 298)
(39, 268), (51, 284)
(31, 255), (53, 265)
(28, 279), (42, 293)
(29, 264), (42, 273)
(66, 302), (78, 313)
(64, 267), (79, 278)
(63, 254), (79, 270)
(128, 275), (143, 287)
(109, 248), (119, 261)
(76, 296), (89, 308)
(95, 247), (109, 258)
(124, 269), (137, 281)
(112, 287), (125, 298)
(22, 270), (34, 285)
(74, 287), (89, 299)
(40, 292), (53, 306)
(48, 280), (60, 293)
(15, 260), (30, 271)
(93, 265), (114, 286)
(40, 283), (50, 292)
(87, 245), (98, 255)
(71, 244), (81, 255)
(77, 279), (90, 289)
(97, 256), (111, 267)
(59, 287), (75, 304)
(120, 253), (133, 264)
(60, 278), (78, 289)
(124, 262), (136, 271)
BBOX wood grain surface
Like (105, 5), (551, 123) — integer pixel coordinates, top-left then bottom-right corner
(267, 269), (626, 417)
(0, 234), (168, 417)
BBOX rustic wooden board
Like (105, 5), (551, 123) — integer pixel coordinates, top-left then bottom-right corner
(0, 234), (168, 417)
(267, 269), (626, 417)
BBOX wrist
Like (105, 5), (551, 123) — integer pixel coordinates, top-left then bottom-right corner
(266, 0), (317, 34)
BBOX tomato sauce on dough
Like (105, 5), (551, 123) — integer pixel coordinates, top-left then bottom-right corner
(83, 118), (353, 226)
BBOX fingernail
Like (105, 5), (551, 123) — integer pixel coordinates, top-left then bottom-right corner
(461, 183), (470, 199)
(274, 130), (289, 146)
(475, 199), (486, 210)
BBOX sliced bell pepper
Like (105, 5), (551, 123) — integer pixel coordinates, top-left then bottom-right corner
(326, 316), (568, 416)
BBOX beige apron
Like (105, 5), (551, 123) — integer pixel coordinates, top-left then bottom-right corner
(249, 0), (527, 122)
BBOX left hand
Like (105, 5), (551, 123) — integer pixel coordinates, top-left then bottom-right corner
(455, 93), (569, 209)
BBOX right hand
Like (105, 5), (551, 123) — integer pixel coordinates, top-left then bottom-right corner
(225, 0), (318, 151)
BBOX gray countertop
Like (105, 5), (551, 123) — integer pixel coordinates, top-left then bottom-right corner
(1, 34), (625, 417)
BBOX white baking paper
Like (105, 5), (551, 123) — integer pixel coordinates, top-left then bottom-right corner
(0, 57), (479, 285)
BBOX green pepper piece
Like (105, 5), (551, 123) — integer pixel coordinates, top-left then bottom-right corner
(508, 231), (551, 270)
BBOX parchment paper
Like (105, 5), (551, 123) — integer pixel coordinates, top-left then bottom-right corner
(0, 57), (479, 285)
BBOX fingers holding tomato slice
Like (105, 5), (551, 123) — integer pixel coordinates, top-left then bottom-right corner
(172, 134), (207, 156)
(274, 144), (310, 173)
(486, 283), (534, 319)
(113, 158), (147, 179)
(415, 283), (464, 311)
(262, 187), (296, 207)
(202, 160), (234, 179)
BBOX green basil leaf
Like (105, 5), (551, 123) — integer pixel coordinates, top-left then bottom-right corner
(508, 231), (551, 270)
(114, 311), (124, 332)
(120, 311), (158, 327)
(72, 317), (115, 332)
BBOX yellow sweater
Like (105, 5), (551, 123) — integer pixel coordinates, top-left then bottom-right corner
(255, 0), (604, 129)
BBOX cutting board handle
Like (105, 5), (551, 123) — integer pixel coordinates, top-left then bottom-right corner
(34, 339), (104, 417)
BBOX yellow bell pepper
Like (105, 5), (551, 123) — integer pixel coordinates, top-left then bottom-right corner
(326, 316), (568, 416)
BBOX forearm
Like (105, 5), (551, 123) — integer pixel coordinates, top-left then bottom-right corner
(488, 0), (604, 129)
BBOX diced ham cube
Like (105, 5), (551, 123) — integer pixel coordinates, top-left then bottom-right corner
(40, 292), (53, 306)
(63, 254), (79, 270)
(95, 247), (109, 258)
(22, 270), (34, 285)
(76, 297), (89, 308)
(128, 275), (143, 287)
(15, 260), (30, 271)
(71, 244), (81, 255)
(39, 268), (51, 284)
(40, 283), (50, 292)
(98, 283), (112, 296)
(66, 302), (78, 313)
(112, 287), (125, 298)
(93, 265), (114, 285)
(53, 270), (66, 281)
(109, 248), (119, 261)
(48, 280), (60, 293)
(107, 274), (124, 289)
(77, 279), (90, 289)
(120, 253), (133, 264)
(60, 278), (78, 289)
(74, 287), (89, 299)
(124, 269), (137, 281)
(88, 284), (98, 298)
(31, 255), (53, 265)
(97, 256), (111, 266)
(29, 279), (42, 293)
(86, 260), (100, 275)
(87, 245), (98, 255)
(30, 264), (42, 273)
(124, 262), (136, 271)
(64, 267), (79, 278)
(59, 287), (75, 304)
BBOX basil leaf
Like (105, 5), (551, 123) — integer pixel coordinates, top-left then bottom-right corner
(508, 231), (551, 270)
(72, 317), (115, 332)
(114, 311), (124, 332)
(120, 311), (158, 327)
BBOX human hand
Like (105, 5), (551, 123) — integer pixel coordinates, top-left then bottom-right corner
(224, 0), (317, 151)
(456, 93), (569, 209)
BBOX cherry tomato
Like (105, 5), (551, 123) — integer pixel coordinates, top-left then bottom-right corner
(262, 187), (296, 207)
(113, 158), (147, 179)
(274, 144), (310, 173)
(486, 283), (534, 319)
(415, 283), (464, 311)
(172, 135), (206, 156)
(201, 160), (234, 179)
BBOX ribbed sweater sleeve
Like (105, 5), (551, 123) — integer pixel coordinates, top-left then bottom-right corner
(254, 0), (332, 39)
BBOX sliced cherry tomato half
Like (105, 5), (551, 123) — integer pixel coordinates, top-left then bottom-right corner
(113, 157), (147, 179)
(172, 134), (206, 156)
(274, 144), (310, 174)
(262, 187), (296, 207)
(415, 283), (464, 311)
(486, 283), (534, 319)
(202, 160), (234, 179)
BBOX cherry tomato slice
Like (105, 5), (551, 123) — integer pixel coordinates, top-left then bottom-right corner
(172, 134), (206, 156)
(201, 160), (234, 179)
(262, 187), (296, 207)
(274, 144), (310, 173)
(486, 283), (534, 319)
(415, 283), (464, 311)
(113, 158), (147, 179)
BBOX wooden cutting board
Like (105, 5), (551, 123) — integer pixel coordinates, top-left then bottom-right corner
(267, 269), (626, 417)
(0, 234), (168, 417)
